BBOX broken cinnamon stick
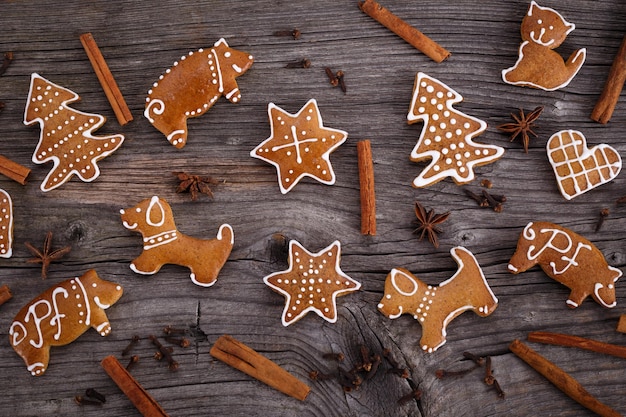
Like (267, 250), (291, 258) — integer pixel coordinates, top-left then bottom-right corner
(0, 154), (30, 185)
(101, 355), (170, 417)
(591, 35), (626, 124)
(358, 0), (450, 63)
(0, 284), (11, 306)
(528, 331), (626, 359)
(80, 33), (133, 126)
(357, 140), (376, 235)
(509, 339), (621, 417)
(210, 335), (310, 401)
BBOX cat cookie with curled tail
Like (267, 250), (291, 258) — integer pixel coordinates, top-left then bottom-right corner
(120, 196), (233, 287)
(9, 270), (123, 376)
(144, 38), (254, 148)
(508, 221), (622, 308)
(502, 1), (586, 91)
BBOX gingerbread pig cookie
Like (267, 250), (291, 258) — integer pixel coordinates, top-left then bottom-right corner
(547, 130), (621, 200)
(9, 270), (123, 376)
(263, 240), (361, 326)
(502, 1), (586, 91)
(145, 38), (254, 148)
(0, 189), (13, 258)
(120, 196), (233, 287)
(508, 221), (622, 308)
(250, 99), (348, 194)
(407, 73), (504, 188)
(378, 247), (498, 353)
(24, 74), (124, 192)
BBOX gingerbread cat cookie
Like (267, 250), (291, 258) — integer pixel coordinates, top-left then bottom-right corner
(508, 221), (622, 308)
(378, 247), (498, 353)
(0, 189), (13, 258)
(502, 1), (586, 91)
(121, 196), (233, 287)
(9, 270), (123, 376)
(145, 39), (254, 148)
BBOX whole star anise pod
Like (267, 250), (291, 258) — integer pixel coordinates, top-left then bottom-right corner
(413, 201), (450, 249)
(24, 231), (72, 279)
(173, 171), (219, 201)
(497, 106), (543, 153)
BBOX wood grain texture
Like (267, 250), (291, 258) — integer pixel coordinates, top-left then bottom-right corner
(0, 0), (625, 416)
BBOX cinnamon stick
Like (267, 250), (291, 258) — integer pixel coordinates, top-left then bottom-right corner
(210, 335), (310, 401)
(80, 33), (133, 126)
(101, 355), (170, 417)
(528, 331), (626, 359)
(617, 315), (626, 334)
(357, 140), (376, 235)
(509, 339), (621, 417)
(358, 0), (450, 63)
(0, 154), (30, 185)
(591, 34), (626, 124)
(0, 284), (11, 307)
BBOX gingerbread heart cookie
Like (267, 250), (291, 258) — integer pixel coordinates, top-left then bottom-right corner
(0, 189), (13, 258)
(407, 73), (504, 187)
(547, 130), (621, 200)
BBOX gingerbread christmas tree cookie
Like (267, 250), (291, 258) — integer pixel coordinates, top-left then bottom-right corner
(407, 73), (504, 188)
(250, 99), (347, 194)
(24, 74), (124, 192)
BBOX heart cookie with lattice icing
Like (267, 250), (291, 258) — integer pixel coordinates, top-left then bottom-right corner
(547, 130), (621, 200)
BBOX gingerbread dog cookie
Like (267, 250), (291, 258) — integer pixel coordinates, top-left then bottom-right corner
(378, 247), (498, 353)
(145, 39), (254, 148)
(263, 240), (361, 326)
(547, 130), (621, 200)
(121, 196), (233, 287)
(9, 270), (123, 376)
(24, 73), (125, 192)
(407, 73), (504, 188)
(502, 1), (586, 91)
(508, 221), (622, 308)
(0, 189), (13, 258)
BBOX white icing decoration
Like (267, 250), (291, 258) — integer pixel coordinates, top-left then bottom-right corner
(146, 196), (165, 227)
(524, 225), (592, 275)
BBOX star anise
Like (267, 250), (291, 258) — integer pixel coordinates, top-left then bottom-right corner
(24, 231), (72, 279)
(173, 171), (219, 201)
(413, 201), (450, 249)
(497, 106), (543, 153)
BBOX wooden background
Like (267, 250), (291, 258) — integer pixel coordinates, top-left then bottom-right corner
(0, 0), (625, 415)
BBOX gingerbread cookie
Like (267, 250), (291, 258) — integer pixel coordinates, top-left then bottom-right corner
(263, 240), (360, 326)
(502, 1), (586, 91)
(378, 247), (498, 353)
(145, 38), (254, 148)
(250, 99), (348, 194)
(9, 270), (123, 376)
(120, 196), (233, 287)
(547, 130), (621, 200)
(24, 74), (125, 192)
(407, 73), (504, 188)
(508, 221), (622, 308)
(0, 189), (12, 258)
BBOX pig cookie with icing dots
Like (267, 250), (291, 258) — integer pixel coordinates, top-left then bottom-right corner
(508, 221), (622, 308)
(9, 270), (123, 376)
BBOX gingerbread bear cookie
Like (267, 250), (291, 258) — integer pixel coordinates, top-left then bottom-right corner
(378, 247), (498, 353)
(546, 130), (621, 200)
(145, 38), (254, 148)
(263, 240), (361, 326)
(250, 99), (348, 194)
(407, 73), (504, 188)
(0, 189), (13, 258)
(508, 221), (622, 308)
(9, 270), (123, 376)
(502, 1), (586, 91)
(120, 196), (233, 287)
(24, 74), (125, 192)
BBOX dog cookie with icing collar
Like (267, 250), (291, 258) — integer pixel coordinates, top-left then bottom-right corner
(9, 270), (123, 376)
(502, 1), (586, 91)
(508, 221), (622, 308)
(144, 38), (254, 148)
(378, 247), (498, 353)
(0, 189), (13, 258)
(120, 196), (234, 287)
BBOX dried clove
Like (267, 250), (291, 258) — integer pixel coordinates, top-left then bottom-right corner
(74, 395), (103, 406)
(482, 190), (503, 213)
(480, 179), (493, 189)
(126, 355), (139, 371)
(273, 28), (301, 40)
(595, 208), (610, 232)
(84, 388), (106, 404)
(322, 352), (345, 362)
(383, 348), (410, 378)
(309, 370), (335, 381)
(463, 351), (485, 367)
(484, 356), (495, 385)
(464, 188), (490, 207)
(325, 67), (339, 87)
(149, 335), (179, 371)
(435, 365), (478, 379)
(363, 354), (381, 381)
(397, 388), (422, 405)
(165, 336), (190, 348)
(122, 335), (141, 356)
(336, 70), (347, 93)
(285, 58), (311, 69)
(163, 325), (187, 336)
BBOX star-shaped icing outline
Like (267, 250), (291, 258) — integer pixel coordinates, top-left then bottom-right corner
(250, 99), (347, 194)
(263, 240), (361, 326)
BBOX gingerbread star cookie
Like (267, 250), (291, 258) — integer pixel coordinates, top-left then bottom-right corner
(263, 240), (360, 326)
(250, 99), (347, 194)
(407, 72), (504, 188)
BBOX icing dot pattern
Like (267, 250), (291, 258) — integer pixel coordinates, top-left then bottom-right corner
(0, 191), (13, 258)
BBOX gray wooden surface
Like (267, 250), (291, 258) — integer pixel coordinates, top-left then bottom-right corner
(0, 0), (625, 416)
